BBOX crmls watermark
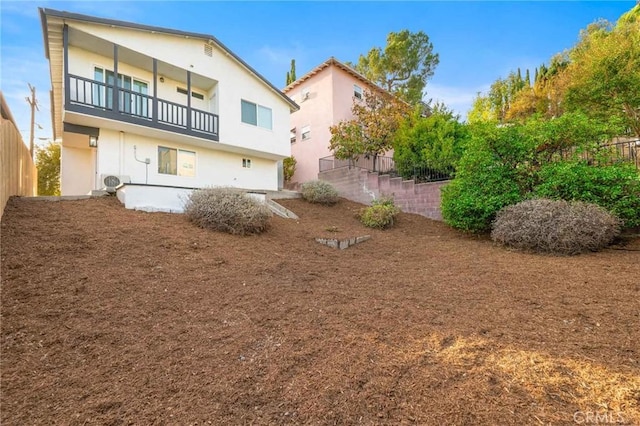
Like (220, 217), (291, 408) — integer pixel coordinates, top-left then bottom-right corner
(573, 410), (626, 424)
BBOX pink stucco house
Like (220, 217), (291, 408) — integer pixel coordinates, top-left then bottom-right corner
(283, 57), (389, 186)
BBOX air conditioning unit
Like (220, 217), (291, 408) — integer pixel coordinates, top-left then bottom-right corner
(101, 174), (131, 193)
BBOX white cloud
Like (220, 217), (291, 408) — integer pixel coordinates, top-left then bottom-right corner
(425, 83), (490, 120)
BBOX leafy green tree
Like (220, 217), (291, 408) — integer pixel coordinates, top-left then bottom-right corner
(36, 142), (60, 196)
(352, 30), (439, 105)
(564, 13), (640, 136)
(328, 121), (366, 164)
(329, 89), (410, 168)
(394, 104), (470, 176)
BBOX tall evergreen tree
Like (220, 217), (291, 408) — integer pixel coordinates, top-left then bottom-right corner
(285, 59), (297, 85)
(525, 69), (531, 87)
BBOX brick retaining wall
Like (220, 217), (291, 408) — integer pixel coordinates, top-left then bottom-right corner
(319, 167), (449, 221)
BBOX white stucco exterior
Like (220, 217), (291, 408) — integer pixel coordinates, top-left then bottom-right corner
(41, 8), (297, 201)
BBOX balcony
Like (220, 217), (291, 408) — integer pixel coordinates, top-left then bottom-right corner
(66, 74), (219, 141)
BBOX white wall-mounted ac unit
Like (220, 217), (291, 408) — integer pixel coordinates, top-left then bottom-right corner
(100, 174), (131, 193)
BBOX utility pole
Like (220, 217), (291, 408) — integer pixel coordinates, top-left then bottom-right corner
(26, 84), (39, 159)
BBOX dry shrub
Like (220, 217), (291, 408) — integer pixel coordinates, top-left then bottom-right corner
(491, 199), (621, 255)
(183, 187), (271, 235)
(300, 180), (339, 205)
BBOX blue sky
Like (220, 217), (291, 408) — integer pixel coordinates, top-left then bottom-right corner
(0, 0), (635, 146)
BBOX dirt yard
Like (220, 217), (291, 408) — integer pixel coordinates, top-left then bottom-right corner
(1, 196), (639, 425)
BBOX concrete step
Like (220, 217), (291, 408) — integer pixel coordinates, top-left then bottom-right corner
(266, 199), (299, 219)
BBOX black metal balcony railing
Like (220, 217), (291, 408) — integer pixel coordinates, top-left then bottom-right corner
(68, 74), (219, 140)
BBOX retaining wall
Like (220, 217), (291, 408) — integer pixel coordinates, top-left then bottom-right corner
(319, 167), (448, 221)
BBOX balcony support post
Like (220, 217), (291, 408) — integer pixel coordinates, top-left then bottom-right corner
(152, 58), (158, 123)
(186, 70), (192, 131)
(112, 44), (119, 112)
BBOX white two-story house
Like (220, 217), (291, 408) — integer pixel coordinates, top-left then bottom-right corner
(40, 8), (298, 211)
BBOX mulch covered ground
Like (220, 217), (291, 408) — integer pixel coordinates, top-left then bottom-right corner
(1, 196), (639, 425)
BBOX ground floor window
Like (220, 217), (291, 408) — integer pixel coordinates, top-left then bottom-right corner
(158, 146), (196, 177)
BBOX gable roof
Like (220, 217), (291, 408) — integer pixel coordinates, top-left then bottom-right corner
(283, 57), (387, 96)
(39, 8), (299, 112)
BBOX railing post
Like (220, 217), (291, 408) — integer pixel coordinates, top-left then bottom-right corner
(152, 58), (158, 123)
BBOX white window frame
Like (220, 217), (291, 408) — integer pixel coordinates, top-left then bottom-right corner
(241, 99), (272, 130)
(158, 146), (196, 177)
(290, 128), (297, 143)
(301, 125), (311, 141)
(242, 158), (252, 168)
(353, 84), (363, 100)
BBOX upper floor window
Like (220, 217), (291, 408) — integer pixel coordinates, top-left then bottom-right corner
(241, 100), (272, 130)
(353, 84), (363, 100)
(290, 128), (297, 143)
(301, 87), (310, 102)
(158, 146), (196, 177)
(177, 87), (205, 100)
(301, 125), (311, 141)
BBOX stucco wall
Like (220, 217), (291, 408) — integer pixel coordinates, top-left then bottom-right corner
(61, 146), (94, 195)
(67, 24), (291, 159)
(286, 63), (384, 186)
(92, 129), (277, 192)
(287, 66), (334, 184)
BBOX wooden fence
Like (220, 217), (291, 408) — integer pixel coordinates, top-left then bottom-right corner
(1, 95), (37, 220)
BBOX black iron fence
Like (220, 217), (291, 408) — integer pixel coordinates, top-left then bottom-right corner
(319, 155), (454, 183)
(318, 139), (639, 184)
(557, 139), (639, 169)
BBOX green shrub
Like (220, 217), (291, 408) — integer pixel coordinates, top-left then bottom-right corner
(360, 197), (400, 229)
(300, 180), (339, 205)
(184, 187), (271, 235)
(441, 114), (630, 233)
(440, 130), (525, 233)
(283, 156), (296, 182)
(491, 199), (621, 255)
(534, 161), (640, 228)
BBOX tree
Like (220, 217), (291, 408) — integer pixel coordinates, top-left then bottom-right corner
(286, 59), (297, 85)
(564, 12), (640, 136)
(329, 89), (410, 168)
(36, 142), (60, 196)
(352, 30), (439, 105)
(394, 104), (470, 176)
